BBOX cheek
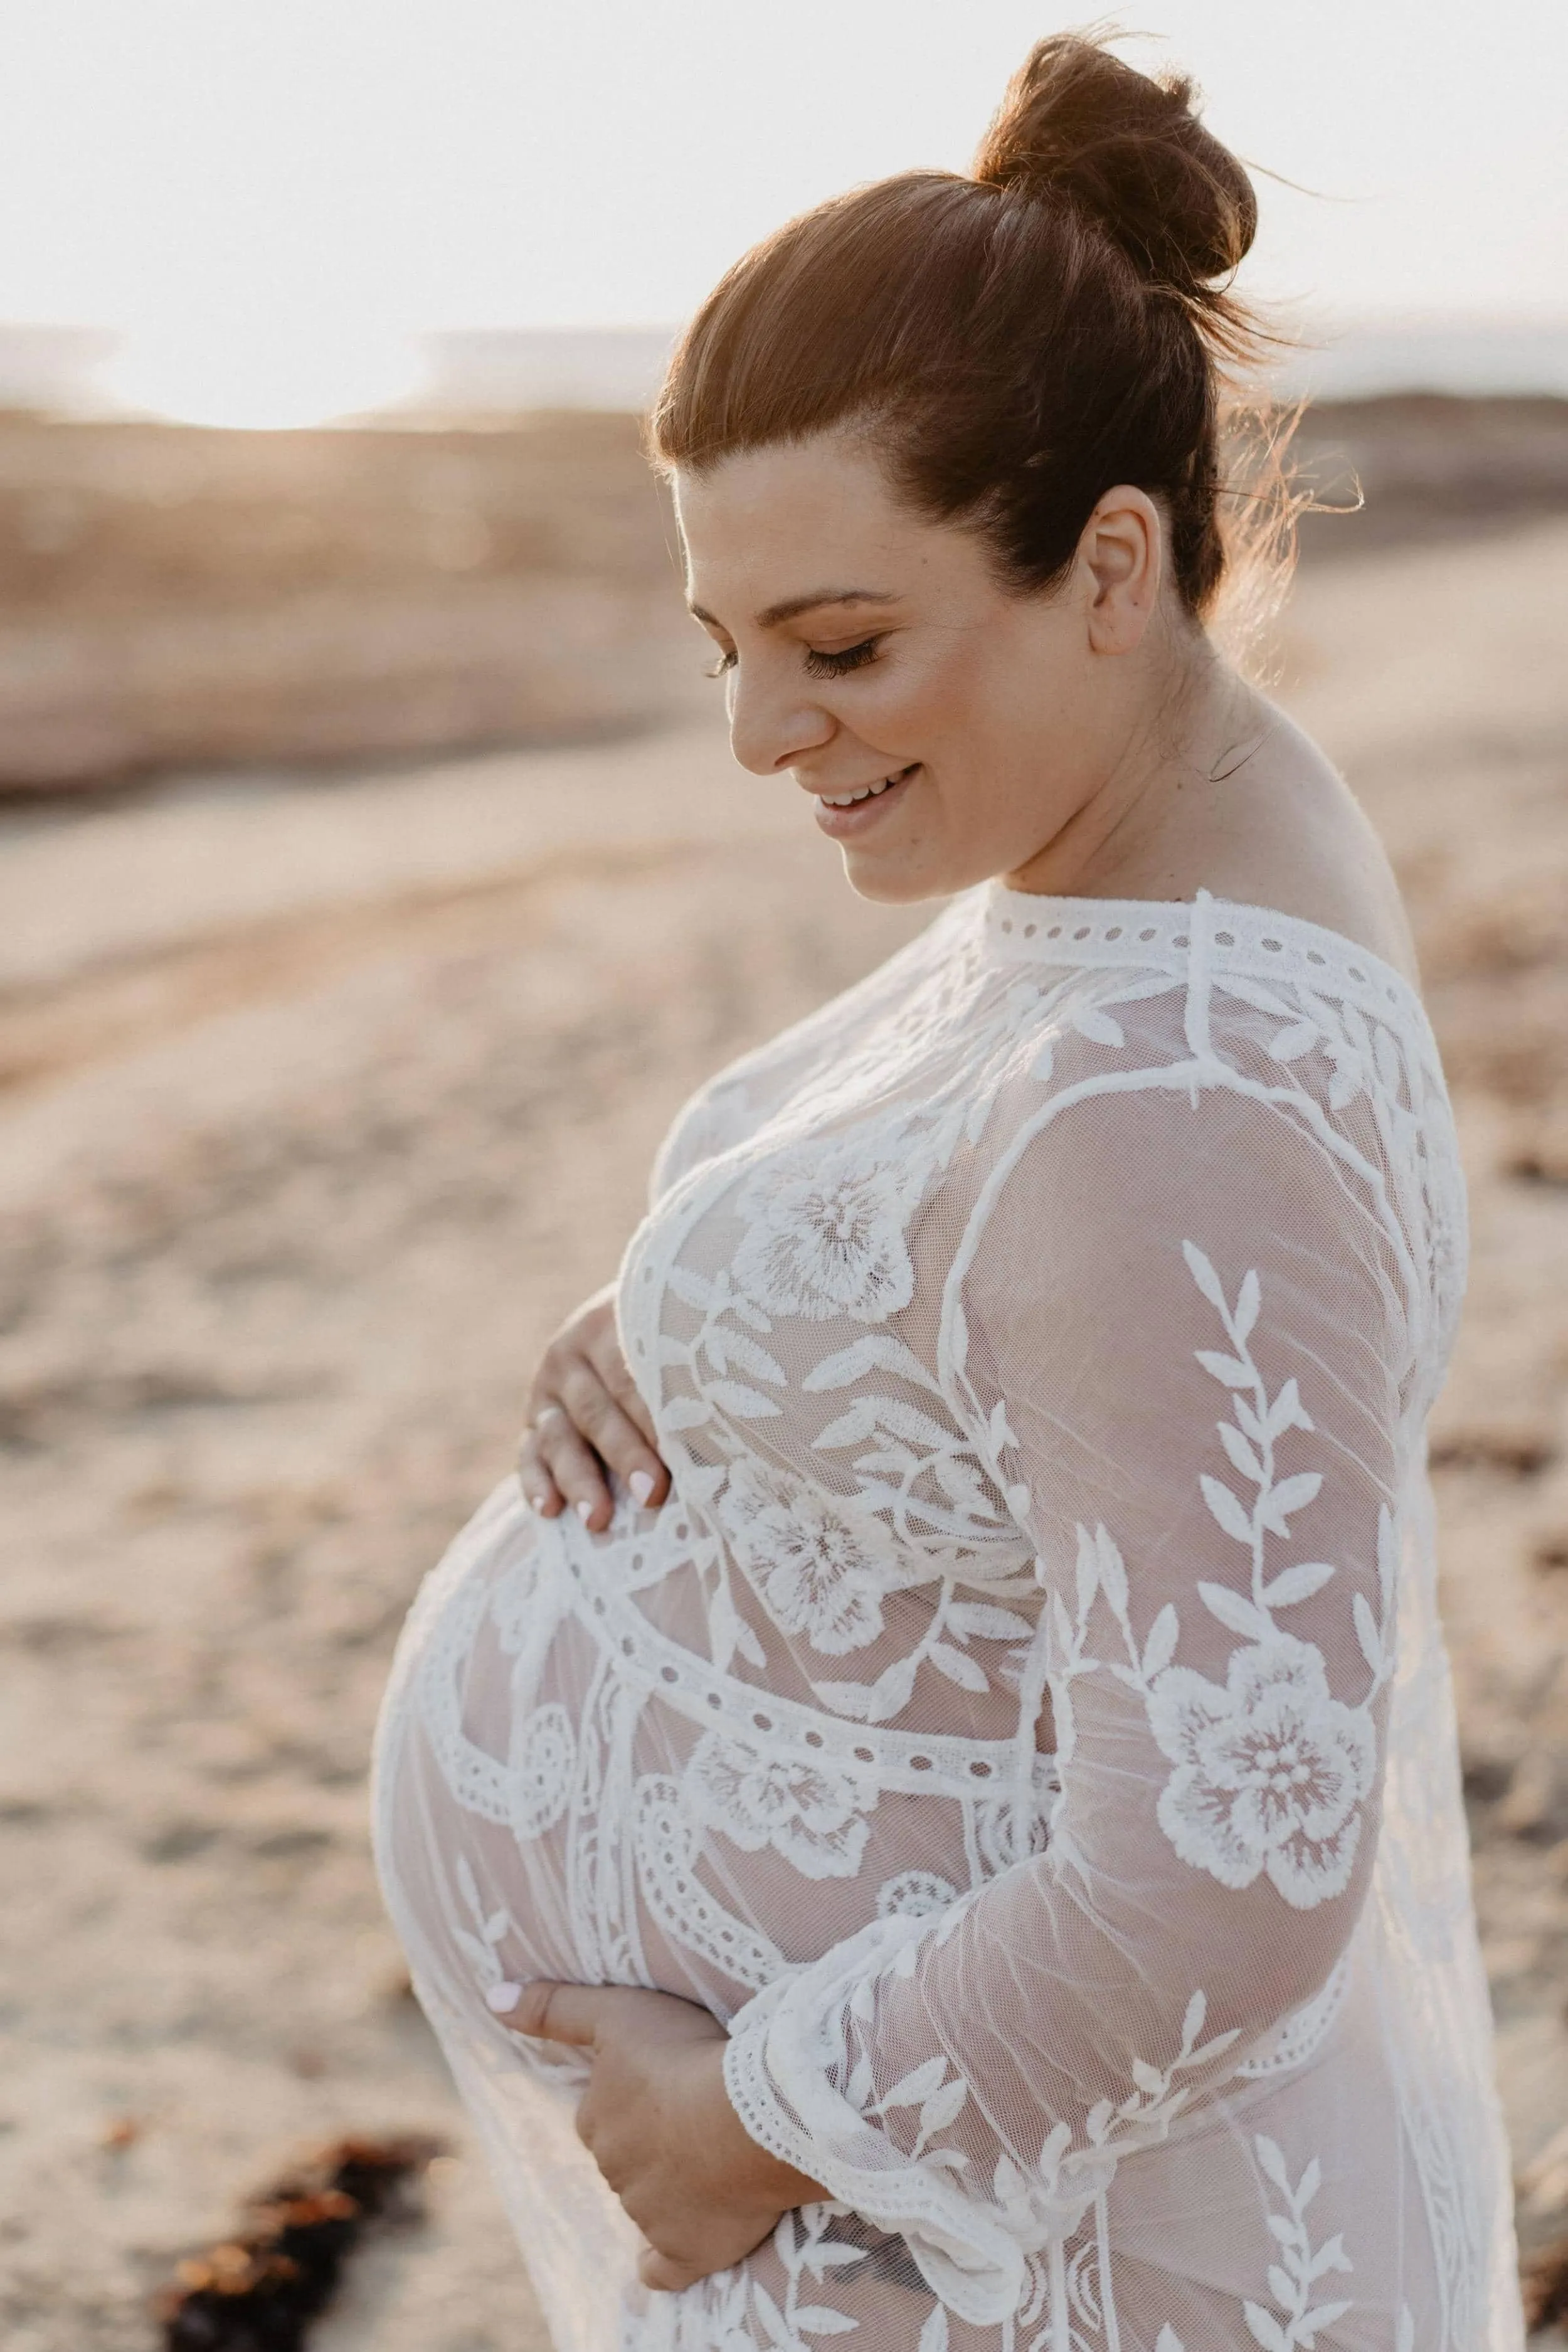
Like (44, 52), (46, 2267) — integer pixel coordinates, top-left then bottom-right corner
(860, 643), (982, 745)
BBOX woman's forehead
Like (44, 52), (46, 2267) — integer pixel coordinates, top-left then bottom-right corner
(675, 443), (966, 620)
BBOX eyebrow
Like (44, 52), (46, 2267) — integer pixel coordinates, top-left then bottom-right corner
(687, 587), (897, 632)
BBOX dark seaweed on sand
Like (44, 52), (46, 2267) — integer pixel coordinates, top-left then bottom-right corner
(156, 2134), (443, 2351)
(1523, 2236), (1568, 2333)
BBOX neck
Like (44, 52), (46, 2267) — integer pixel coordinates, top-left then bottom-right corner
(1005, 624), (1269, 904)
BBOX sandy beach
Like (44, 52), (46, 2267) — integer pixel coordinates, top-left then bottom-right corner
(1, 490), (1566, 2345)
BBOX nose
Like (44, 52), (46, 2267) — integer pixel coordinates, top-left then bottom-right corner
(724, 659), (835, 778)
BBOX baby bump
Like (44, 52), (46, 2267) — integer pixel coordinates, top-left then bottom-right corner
(371, 1485), (1054, 2040)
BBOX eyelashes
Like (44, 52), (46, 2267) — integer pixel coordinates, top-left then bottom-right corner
(804, 637), (882, 679)
(703, 637), (884, 681)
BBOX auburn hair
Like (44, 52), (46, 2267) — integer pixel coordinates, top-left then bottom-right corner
(650, 29), (1291, 631)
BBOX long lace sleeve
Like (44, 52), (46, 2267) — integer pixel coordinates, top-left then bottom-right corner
(722, 1057), (1413, 2326)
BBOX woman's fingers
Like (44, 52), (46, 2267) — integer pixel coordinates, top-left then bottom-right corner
(492, 1978), (603, 2045)
(552, 1360), (668, 1515)
(516, 1421), (565, 1516)
(526, 1402), (615, 1528)
(600, 1375), (672, 1506)
(589, 1323), (667, 1458)
(567, 1390), (668, 1511)
(635, 2219), (781, 2292)
(516, 1285), (672, 1525)
(638, 2249), (704, 2292)
(495, 1979), (686, 2049)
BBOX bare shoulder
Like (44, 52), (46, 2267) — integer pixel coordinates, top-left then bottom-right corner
(1183, 699), (1422, 992)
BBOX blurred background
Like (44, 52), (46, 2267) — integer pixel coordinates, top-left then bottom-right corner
(0, 3), (1565, 2346)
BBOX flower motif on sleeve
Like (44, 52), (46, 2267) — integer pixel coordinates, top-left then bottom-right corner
(1146, 1638), (1375, 1910)
(687, 1734), (874, 1879)
(719, 1458), (903, 1653)
(732, 1138), (923, 1323)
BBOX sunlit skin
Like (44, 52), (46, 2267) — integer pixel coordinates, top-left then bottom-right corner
(503, 427), (1421, 2292)
(677, 430), (1417, 940)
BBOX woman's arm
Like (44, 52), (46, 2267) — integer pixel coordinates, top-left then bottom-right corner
(716, 1074), (1409, 2322)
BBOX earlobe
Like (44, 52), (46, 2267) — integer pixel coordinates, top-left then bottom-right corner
(1082, 489), (1162, 655)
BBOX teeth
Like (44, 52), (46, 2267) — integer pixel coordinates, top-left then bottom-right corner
(820, 767), (912, 809)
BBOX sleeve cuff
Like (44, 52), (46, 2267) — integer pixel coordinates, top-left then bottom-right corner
(721, 1912), (1110, 2329)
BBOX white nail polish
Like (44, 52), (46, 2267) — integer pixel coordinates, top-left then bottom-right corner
(630, 1470), (655, 1507)
(485, 1981), (522, 2013)
(575, 1499), (594, 1523)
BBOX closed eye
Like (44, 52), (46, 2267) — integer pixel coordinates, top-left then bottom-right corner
(703, 637), (884, 682)
(803, 637), (881, 679)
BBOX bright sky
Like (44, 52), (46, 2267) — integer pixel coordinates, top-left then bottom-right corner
(0, 0), (1561, 423)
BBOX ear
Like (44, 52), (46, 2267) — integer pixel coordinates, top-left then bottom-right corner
(1077, 486), (1163, 654)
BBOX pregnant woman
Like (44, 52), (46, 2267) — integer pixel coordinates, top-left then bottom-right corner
(373, 33), (1521, 2352)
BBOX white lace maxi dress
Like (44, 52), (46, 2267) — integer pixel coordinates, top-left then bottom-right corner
(371, 880), (1523, 2352)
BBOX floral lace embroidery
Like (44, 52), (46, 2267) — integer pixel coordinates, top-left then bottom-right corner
(1150, 1639), (1375, 1908)
(372, 885), (1518, 2352)
(687, 1734), (876, 1880)
(733, 1135), (928, 1323)
(719, 1459), (906, 1656)
(1040, 1246), (1394, 1912)
(1147, 1244), (1392, 1909)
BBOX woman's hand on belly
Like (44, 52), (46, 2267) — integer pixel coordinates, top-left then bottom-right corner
(490, 1979), (825, 2291)
(517, 1283), (672, 1534)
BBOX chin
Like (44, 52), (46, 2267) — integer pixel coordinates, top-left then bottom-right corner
(839, 864), (951, 907)
(837, 843), (983, 907)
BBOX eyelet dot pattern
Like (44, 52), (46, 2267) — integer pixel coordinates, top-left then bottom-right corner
(981, 892), (1438, 1085)
(561, 1533), (1023, 1800)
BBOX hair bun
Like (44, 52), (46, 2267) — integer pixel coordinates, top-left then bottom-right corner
(972, 33), (1257, 292)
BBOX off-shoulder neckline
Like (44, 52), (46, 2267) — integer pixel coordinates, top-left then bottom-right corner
(980, 877), (1431, 1036)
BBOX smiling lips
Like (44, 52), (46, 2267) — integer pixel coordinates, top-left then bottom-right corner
(815, 762), (920, 810)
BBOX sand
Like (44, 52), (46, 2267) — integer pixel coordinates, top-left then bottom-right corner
(1, 513), (1566, 2348)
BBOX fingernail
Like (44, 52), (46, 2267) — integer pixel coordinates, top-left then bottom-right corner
(526, 1488), (549, 1512)
(630, 1471), (655, 1507)
(575, 1499), (594, 1524)
(485, 1981), (522, 2014)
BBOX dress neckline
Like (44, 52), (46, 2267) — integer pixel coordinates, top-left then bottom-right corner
(979, 876), (1431, 1039)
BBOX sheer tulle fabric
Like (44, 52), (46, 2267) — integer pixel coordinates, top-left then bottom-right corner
(372, 881), (1521, 2352)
